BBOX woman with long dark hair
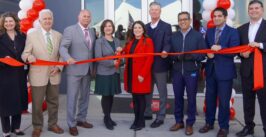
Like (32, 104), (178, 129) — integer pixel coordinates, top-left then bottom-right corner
(0, 12), (28, 137)
(123, 21), (154, 131)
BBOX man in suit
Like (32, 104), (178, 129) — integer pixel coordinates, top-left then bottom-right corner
(144, 1), (172, 128)
(22, 9), (64, 137)
(236, 1), (266, 137)
(59, 10), (96, 136)
(169, 12), (206, 135)
(199, 8), (240, 137)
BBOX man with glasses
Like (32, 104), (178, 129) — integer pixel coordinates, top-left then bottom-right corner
(169, 11), (206, 136)
(199, 7), (240, 137)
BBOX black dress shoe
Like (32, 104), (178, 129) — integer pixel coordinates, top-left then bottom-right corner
(104, 117), (114, 130)
(150, 119), (164, 128)
(217, 129), (228, 137)
(144, 115), (153, 120)
(14, 131), (25, 136)
(134, 125), (145, 131)
(236, 126), (254, 137)
(11, 130), (25, 136)
(130, 123), (137, 129)
(109, 118), (117, 126)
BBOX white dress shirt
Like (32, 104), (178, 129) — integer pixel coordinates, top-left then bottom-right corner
(150, 19), (160, 29)
(249, 18), (263, 49)
(41, 27), (53, 44)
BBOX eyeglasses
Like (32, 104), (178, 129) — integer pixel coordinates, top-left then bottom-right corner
(178, 18), (190, 22)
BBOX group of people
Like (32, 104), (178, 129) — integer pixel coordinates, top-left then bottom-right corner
(0, 0), (265, 137)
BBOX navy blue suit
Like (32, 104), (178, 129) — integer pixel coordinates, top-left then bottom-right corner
(205, 25), (240, 129)
(170, 28), (206, 126)
(146, 20), (172, 72)
(144, 20), (172, 120)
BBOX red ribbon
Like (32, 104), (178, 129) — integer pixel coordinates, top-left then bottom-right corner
(0, 45), (263, 91)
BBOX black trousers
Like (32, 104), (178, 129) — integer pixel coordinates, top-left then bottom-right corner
(241, 77), (266, 133)
(0, 114), (21, 133)
(101, 95), (114, 118)
(132, 94), (146, 127)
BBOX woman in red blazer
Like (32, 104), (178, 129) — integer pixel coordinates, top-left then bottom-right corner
(123, 21), (154, 131)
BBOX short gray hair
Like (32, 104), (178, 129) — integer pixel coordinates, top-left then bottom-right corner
(39, 9), (53, 20)
(149, 1), (161, 8)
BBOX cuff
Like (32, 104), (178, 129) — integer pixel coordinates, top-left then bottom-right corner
(259, 43), (264, 49)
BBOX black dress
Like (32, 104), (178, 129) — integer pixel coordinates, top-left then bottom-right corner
(127, 39), (139, 93)
(0, 32), (28, 116)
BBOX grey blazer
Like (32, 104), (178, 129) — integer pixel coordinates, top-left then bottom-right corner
(59, 24), (96, 76)
(95, 36), (121, 75)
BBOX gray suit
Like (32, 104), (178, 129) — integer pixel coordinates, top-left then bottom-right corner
(59, 23), (96, 127)
(94, 36), (121, 75)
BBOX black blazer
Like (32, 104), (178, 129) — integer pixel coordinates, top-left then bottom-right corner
(0, 32), (28, 116)
(237, 19), (266, 78)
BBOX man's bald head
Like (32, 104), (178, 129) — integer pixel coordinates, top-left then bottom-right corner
(78, 10), (91, 28)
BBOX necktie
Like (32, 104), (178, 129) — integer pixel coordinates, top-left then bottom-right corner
(46, 32), (53, 55)
(215, 29), (222, 45)
(84, 29), (91, 49)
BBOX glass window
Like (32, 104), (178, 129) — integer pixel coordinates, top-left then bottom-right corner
(84, 0), (104, 29)
(114, 0), (141, 30)
(234, 0), (266, 27)
(154, 0), (182, 31)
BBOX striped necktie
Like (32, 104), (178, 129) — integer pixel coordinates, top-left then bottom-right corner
(46, 32), (53, 55)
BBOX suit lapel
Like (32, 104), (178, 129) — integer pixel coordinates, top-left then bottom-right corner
(89, 28), (94, 47)
(2, 33), (17, 56)
(154, 20), (162, 40)
(14, 33), (24, 54)
(76, 24), (88, 48)
(255, 20), (266, 42)
(102, 37), (115, 54)
(50, 30), (58, 56)
(243, 24), (250, 43)
(209, 28), (215, 46)
(36, 30), (48, 54)
(219, 25), (228, 48)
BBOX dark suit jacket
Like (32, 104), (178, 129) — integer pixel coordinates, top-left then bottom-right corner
(0, 32), (28, 116)
(238, 19), (266, 78)
(205, 25), (240, 80)
(146, 20), (172, 72)
(170, 28), (206, 75)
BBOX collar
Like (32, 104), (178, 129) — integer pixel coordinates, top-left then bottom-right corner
(181, 27), (192, 34)
(250, 18), (263, 25)
(216, 24), (226, 31)
(41, 27), (52, 35)
(78, 23), (89, 31)
(150, 19), (160, 28)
